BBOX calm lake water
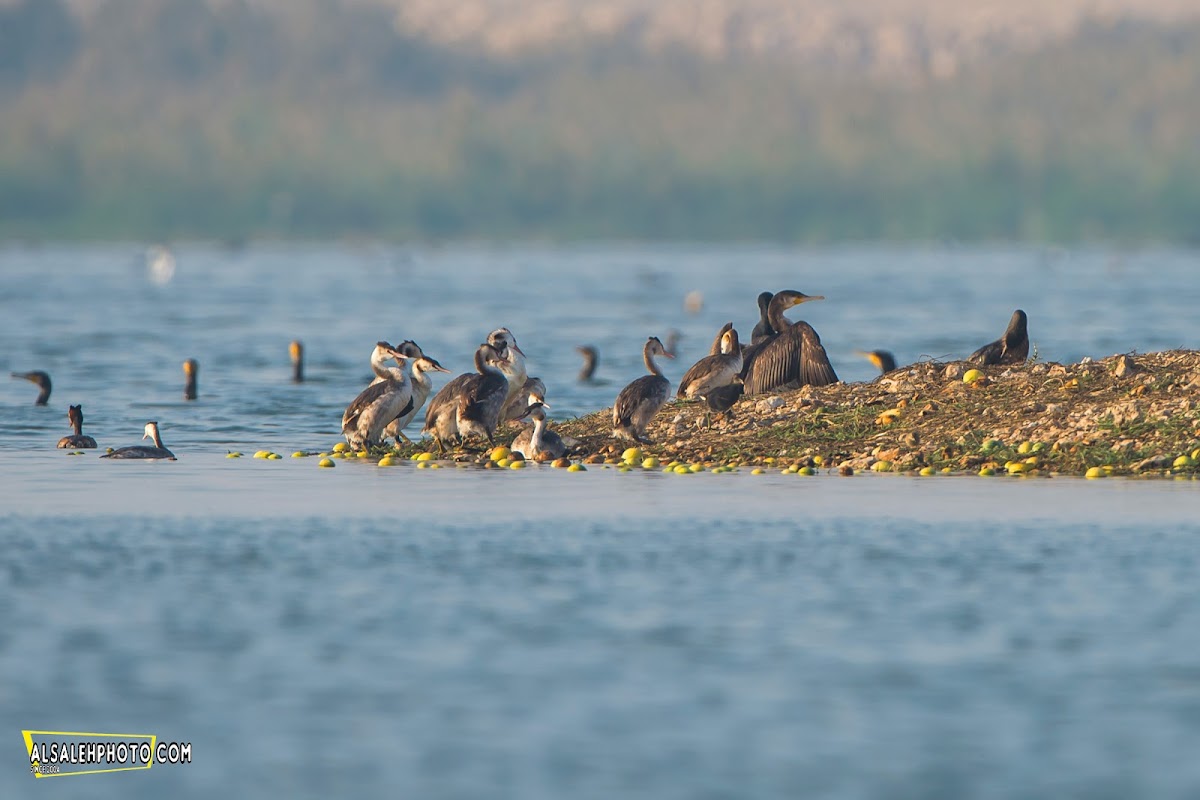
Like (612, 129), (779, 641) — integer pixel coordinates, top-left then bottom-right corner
(3, 243), (1199, 798)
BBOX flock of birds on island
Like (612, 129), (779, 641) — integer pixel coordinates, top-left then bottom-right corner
(11, 290), (1030, 461)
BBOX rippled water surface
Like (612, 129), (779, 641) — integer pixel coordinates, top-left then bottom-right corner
(3, 244), (1200, 798)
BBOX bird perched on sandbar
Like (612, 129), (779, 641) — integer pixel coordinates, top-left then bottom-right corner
(968, 310), (1029, 366)
(677, 325), (742, 399)
(612, 336), (673, 444)
(739, 290), (838, 395)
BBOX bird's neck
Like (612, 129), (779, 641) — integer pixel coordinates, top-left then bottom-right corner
(72, 419), (83, 436)
(644, 348), (662, 376)
(767, 300), (793, 333)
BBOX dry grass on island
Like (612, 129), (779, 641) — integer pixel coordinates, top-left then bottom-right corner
(544, 350), (1200, 478)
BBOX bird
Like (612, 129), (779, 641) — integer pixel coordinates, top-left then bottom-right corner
(739, 290), (838, 395)
(384, 355), (450, 443)
(488, 328), (529, 422)
(678, 325), (742, 399)
(750, 291), (776, 344)
(577, 345), (599, 382)
(423, 341), (510, 452)
(698, 379), (745, 428)
(455, 342), (512, 448)
(502, 376), (546, 427)
(706, 321), (734, 356)
(857, 350), (898, 375)
(183, 359), (198, 400)
(341, 342), (411, 451)
(100, 421), (176, 460)
(612, 336), (674, 443)
(11, 371), (51, 405)
(969, 310), (1029, 366)
(57, 405), (97, 449)
(289, 340), (304, 383)
(510, 401), (568, 461)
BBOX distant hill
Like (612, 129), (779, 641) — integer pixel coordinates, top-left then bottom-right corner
(2, 0), (1199, 242)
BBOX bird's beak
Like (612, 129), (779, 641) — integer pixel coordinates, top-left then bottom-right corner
(11, 372), (32, 382)
(793, 294), (824, 306)
(511, 343), (526, 358)
(429, 359), (451, 373)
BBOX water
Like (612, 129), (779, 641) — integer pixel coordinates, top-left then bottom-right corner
(3, 244), (1200, 798)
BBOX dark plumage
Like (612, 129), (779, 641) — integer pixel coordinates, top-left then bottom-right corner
(969, 310), (1029, 366)
(57, 405), (97, 449)
(740, 290), (838, 395)
(612, 336), (673, 443)
(342, 344), (411, 450)
(11, 371), (51, 405)
(858, 350), (898, 375)
(456, 343), (511, 446)
(576, 346), (599, 382)
(678, 326), (742, 399)
(750, 291), (776, 344)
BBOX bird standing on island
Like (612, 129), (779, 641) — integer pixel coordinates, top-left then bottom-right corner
(11, 371), (51, 405)
(385, 355), (450, 443)
(969, 310), (1029, 366)
(511, 401), (568, 461)
(740, 290), (838, 395)
(678, 325), (742, 399)
(613, 336), (674, 443)
(57, 405), (97, 449)
(101, 421), (176, 460)
(342, 342), (412, 451)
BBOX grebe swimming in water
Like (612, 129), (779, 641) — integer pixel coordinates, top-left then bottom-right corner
(101, 421), (176, 460)
(57, 405), (98, 449)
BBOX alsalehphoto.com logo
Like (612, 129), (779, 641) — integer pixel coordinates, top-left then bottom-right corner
(22, 730), (192, 778)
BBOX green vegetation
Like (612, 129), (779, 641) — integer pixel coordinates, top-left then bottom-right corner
(2, 0), (1200, 242)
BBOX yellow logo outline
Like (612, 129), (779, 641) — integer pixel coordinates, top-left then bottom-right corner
(22, 730), (157, 778)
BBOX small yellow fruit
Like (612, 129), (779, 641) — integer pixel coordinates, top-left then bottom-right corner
(751, 468), (764, 475)
(1006, 462), (1027, 474)
(417, 461), (430, 469)
(1173, 455), (1196, 468)
(497, 458), (511, 468)
(642, 457), (660, 469)
(1017, 441), (1033, 454)
(333, 442), (349, 453)
(510, 460), (526, 470)
(378, 456), (395, 467)
(318, 458), (335, 468)
(689, 463), (704, 473)
(919, 466), (936, 476)
(253, 450), (270, 459)
(226, 452), (241, 458)
(490, 446), (511, 462)
(567, 464), (585, 472)
(812, 455), (824, 466)
(292, 452), (305, 458)
(963, 369), (983, 384)
(871, 460), (892, 472)
(622, 447), (643, 463)
(1191, 447), (1200, 461)
(268, 453), (282, 460)
(941, 467), (953, 474)
(798, 466), (816, 476)
(415, 452), (435, 461)
(673, 465), (691, 475)
(978, 467), (995, 476)
(1085, 466), (1104, 479)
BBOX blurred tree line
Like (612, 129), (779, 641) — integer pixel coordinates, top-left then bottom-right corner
(1, 0), (1198, 242)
